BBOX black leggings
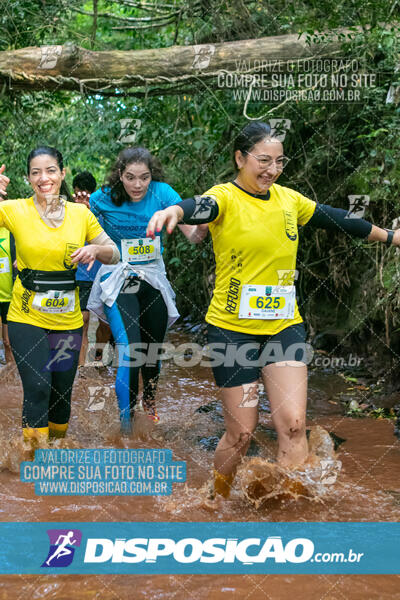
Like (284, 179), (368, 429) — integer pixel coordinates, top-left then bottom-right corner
(104, 279), (168, 422)
(8, 322), (82, 428)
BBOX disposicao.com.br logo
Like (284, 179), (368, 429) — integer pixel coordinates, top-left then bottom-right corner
(1, 522), (393, 575)
(34, 526), (372, 574)
(82, 536), (362, 565)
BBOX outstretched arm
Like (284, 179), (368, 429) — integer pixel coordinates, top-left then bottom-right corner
(147, 196), (218, 238)
(306, 204), (400, 246)
(177, 224), (209, 244)
(367, 225), (400, 245)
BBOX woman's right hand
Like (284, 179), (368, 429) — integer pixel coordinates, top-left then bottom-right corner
(0, 165), (10, 198)
(146, 205), (184, 238)
(73, 190), (91, 208)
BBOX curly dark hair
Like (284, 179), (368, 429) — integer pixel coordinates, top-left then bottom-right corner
(72, 171), (96, 194)
(104, 147), (164, 206)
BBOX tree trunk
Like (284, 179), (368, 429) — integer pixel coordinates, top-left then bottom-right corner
(0, 29), (358, 94)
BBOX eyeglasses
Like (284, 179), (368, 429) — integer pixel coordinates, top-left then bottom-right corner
(246, 152), (290, 170)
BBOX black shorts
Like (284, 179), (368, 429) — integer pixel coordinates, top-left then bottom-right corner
(0, 302), (10, 324)
(207, 322), (309, 388)
(78, 281), (93, 312)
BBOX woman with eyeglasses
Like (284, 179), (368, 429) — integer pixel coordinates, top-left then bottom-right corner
(147, 121), (399, 499)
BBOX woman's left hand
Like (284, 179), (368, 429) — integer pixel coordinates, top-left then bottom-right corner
(71, 245), (98, 271)
(393, 230), (400, 247)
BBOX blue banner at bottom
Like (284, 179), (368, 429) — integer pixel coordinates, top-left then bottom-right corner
(0, 522), (398, 574)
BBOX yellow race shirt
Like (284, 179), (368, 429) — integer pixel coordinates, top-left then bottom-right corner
(0, 226), (13, 302)
(0, 198), (103, 330)
(205, 182), (316, 335)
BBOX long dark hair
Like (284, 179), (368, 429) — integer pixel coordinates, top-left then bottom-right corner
(233, 122), (272, 170)
(104, 147), (164, 207)
(27, 146), (73, 202)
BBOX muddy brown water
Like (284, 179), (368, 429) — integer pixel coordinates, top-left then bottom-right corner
(0, 329), (399, 599)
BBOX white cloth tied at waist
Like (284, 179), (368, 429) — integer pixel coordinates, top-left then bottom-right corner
(87, 258), (179, 328)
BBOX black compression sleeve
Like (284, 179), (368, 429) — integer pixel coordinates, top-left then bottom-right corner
(306, 203), (372, 239)
(9, 233), (17, 281)
(178, 195), (219, 224)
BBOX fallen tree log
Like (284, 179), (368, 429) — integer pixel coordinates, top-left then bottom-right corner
(0, 29), (359, 94)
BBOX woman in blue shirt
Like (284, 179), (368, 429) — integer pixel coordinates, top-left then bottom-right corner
(89, 147), (205, 433)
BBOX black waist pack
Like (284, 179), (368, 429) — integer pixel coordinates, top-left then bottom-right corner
(18, 269), (77, 292)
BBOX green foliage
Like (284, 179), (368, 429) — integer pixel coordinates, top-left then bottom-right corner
(0, 1), (400, 345)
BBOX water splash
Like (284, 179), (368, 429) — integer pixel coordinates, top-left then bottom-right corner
(236, 426), (342, 508)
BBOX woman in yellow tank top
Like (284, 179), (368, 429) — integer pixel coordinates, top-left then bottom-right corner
(147, 122), (400, 500)
(0, 147), (119, 445)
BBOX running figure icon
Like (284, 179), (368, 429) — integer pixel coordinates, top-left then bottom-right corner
(41, 528), (82, 568)
(45, 531), (77, 566)
(44, 335), (76, 371)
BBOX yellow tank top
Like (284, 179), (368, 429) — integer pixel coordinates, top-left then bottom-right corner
(0, 226), (13, 302)
(0, 198), (103, 329)
(205, 182), (316, 335)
